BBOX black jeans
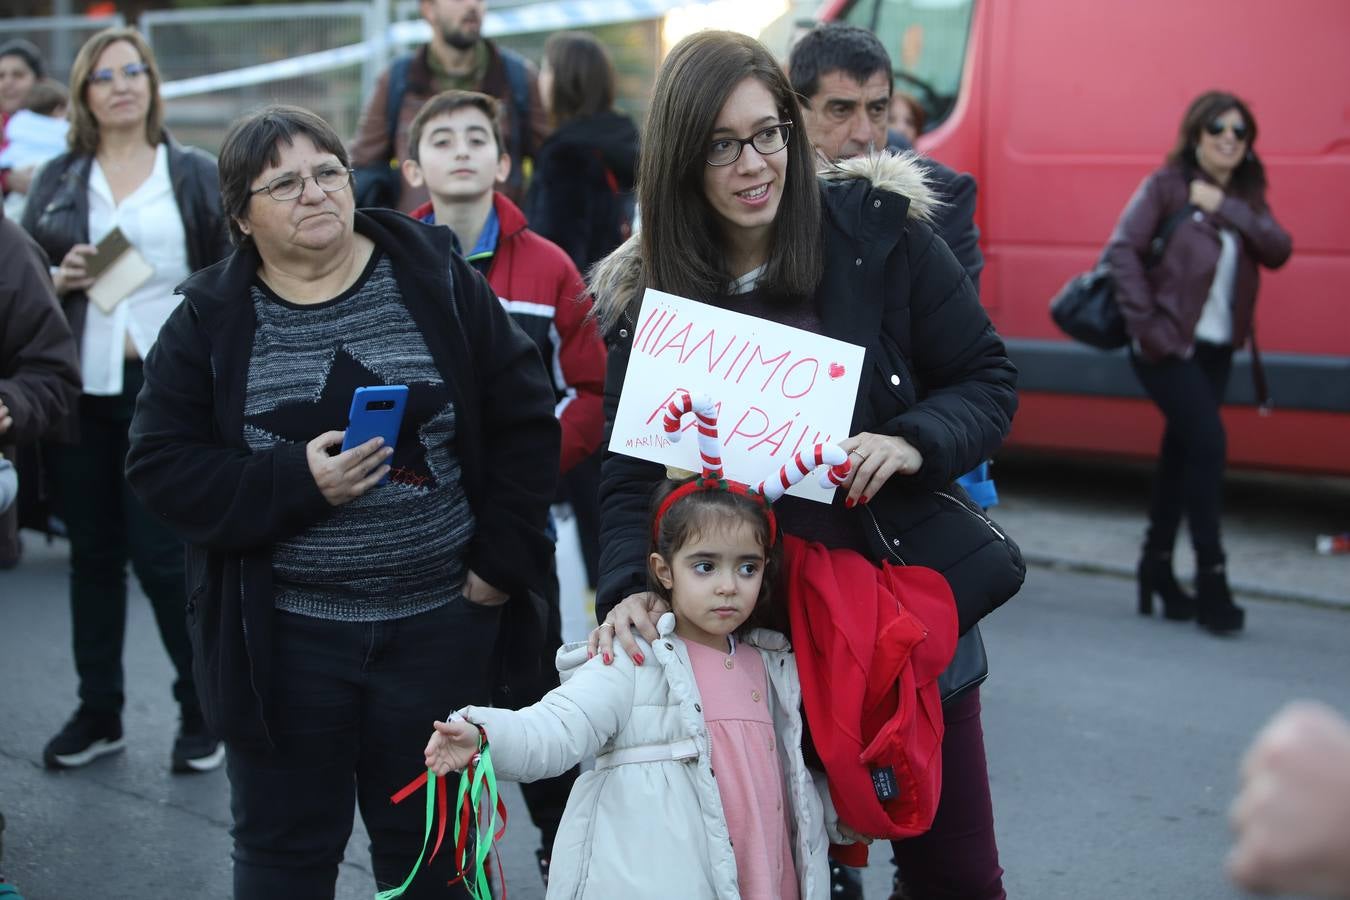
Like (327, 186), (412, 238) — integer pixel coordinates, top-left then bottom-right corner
(1131, 342), (1234, 566)
(226, 601), (502, 899)
(46, 362), (196, 716)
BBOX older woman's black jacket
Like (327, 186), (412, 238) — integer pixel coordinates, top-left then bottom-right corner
(21, 132), (230, 353)
(592, 154), (1018, 629)
(125, 210), (560, 750)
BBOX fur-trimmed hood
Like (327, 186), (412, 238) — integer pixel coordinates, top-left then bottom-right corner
(590, 150), (940, 334)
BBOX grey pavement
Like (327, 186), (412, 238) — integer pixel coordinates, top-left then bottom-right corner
(989, 458), (1349, 608)
(1, 461), (1347, 899)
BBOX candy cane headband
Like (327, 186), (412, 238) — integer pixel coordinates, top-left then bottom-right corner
(653, 391), (852, 543)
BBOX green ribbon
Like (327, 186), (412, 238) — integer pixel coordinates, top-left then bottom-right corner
(375, 770), (437, 900)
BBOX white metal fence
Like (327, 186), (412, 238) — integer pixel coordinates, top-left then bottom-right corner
(3, 14), (125, 83)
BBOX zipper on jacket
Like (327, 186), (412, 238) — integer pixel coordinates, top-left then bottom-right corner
(238, 560), (274, 747)
(935, 490), (1007, 541)
(864, 506), (907, 566)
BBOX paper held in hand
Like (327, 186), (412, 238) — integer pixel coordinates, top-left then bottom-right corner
(85, 226), (154, 314)
(608, 289), (864, 504)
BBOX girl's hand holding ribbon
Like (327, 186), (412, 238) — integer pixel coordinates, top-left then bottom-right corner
(424, 719), (483, 775)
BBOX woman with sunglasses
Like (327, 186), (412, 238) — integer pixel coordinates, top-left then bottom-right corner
(21, 27), (230, 773)
(589, 30), (1017, 874)
(1106, 91), (1291, 635)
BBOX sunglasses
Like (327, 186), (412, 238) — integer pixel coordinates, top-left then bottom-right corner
(1205, 119), (1248, 140)
(88, 62), (149, 86)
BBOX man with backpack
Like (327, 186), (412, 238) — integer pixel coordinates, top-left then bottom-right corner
(350, 0), (548, 212)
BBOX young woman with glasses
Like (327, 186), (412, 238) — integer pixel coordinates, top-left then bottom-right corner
(21, 26), (230, 775)
(1106, 91), (1291, 634)
(588, 30), (1018, 880)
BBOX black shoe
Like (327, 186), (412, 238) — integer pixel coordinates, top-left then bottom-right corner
(535, 848), (550, 886)
(43, 708), (124, 769)
(1196, 563), (1245, 634)
(1137, 548), (1196, 621)
(171, 711), (223, 774)
(829, 862), (864, 899)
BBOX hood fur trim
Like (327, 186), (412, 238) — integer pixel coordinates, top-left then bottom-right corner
(590, 151), (942, 333)
(819, 150), (941, 224)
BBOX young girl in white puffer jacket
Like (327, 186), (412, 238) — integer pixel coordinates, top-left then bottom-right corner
(425, 478), (846, 899)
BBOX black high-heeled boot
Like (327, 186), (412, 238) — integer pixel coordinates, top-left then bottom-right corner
(1196, 563), (1245, 634)
(1137, 549), (1197, 620)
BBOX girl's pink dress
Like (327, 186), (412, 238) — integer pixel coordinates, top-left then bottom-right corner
(685, 639), (799, 900)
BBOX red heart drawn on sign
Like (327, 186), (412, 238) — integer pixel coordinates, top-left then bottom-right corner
(828, 362), (846, 380)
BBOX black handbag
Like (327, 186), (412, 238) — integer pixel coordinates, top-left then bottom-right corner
(938, 625), (988, 705)
(866, 483), (1025, 636)
(1049, 204), (1195, 350)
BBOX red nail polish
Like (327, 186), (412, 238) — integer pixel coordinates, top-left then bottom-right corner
(633, 653), (644, 666)
(603, 653), (612, 665)
(861, 495), (870, 504)
(587, 651), (594, 660)
(845, 498), (855, 509)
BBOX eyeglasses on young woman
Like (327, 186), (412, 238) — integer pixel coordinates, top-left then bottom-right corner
(707, 122), (793, 167)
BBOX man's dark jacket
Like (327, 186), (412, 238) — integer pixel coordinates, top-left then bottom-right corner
(590, 154), (1018, 632)
(887, 131), (983, 290)
(125, 210), (561, 750)
(21, 132), (230, 356)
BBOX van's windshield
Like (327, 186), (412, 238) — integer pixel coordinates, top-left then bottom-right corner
(840, 0), (975, 132)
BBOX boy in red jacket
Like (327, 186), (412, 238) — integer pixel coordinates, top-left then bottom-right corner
(403, 90), (605, 474)
(402, 89), (605, 885)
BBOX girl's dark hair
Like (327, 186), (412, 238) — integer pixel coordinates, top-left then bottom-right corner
(637, 30), (822, 305)
(217, 104), (351, 246)
(543, 31), (615, 127)
(1167, 90), (1268, 210)
(648, 480), (781, 633)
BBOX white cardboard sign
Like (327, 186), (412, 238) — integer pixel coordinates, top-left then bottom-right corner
(608, 289), (864, 503)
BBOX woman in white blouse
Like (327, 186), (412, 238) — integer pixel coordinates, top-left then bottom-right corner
(21, 27), (230, 774)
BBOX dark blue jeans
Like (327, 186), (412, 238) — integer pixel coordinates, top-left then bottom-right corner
(226, 600), (502, 899)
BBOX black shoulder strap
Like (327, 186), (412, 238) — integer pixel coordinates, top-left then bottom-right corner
(1147, 203), (1196, 265)
(384, 55), (414, 159)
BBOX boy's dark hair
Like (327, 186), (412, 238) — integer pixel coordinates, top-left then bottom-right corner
(217, 104), (350, 246)
(24, 78), (69, 116)
(648, 479), (782, 633)
(542, 31), (616, 127)
(788, 22), (893, 107)
(407, 90), (504, 164)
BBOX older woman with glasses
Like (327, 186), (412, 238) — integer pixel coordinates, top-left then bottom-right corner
(1106, 90), (1291, 634)
(124, 104), (559, 898)
(21, 26), (229, 775)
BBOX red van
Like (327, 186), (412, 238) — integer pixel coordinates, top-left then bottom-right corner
(818, 0), (1350, 475)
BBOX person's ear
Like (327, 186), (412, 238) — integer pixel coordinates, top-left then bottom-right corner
(402, 158), (425, 189)
(495, 150), (511, 185)
(648, 552), (674, 591)
(234, 216), (251, 237)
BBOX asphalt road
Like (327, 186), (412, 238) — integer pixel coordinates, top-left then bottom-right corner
(2, 532), (1348, 899)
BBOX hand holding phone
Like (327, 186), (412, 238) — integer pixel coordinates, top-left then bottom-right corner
(341, 386), (409, 484)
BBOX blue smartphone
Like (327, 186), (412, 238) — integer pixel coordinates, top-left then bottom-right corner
(340, 386), (409, 482)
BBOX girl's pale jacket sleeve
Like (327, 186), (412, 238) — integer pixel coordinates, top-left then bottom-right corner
(458, 646), (641, 782)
